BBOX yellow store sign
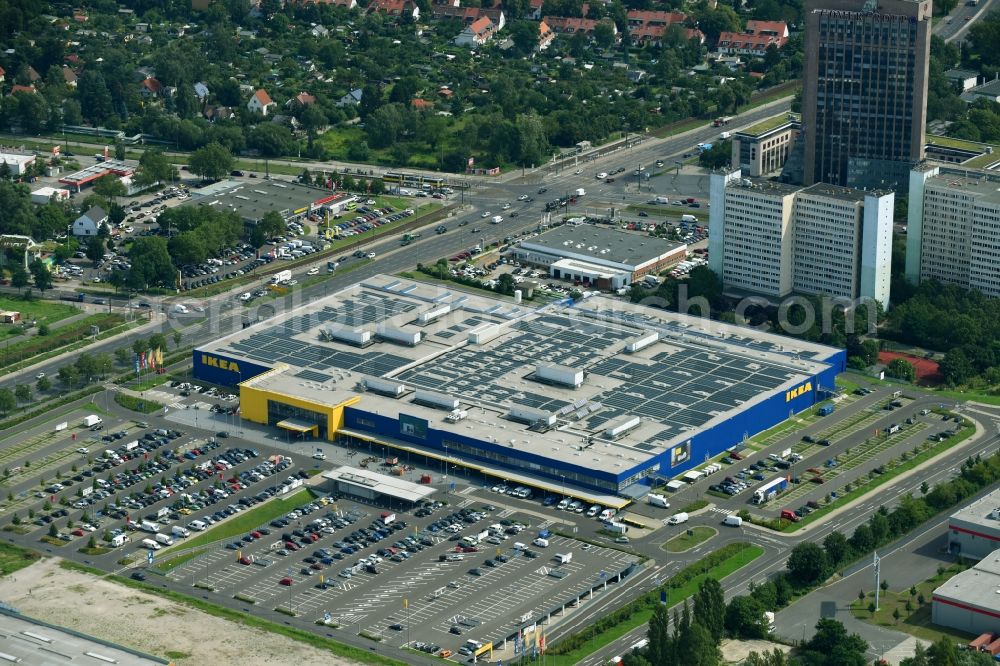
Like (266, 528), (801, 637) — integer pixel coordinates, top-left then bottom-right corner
(785, 381), (812, 402)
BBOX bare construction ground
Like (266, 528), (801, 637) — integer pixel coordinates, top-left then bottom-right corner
(2, 557), (362, 666)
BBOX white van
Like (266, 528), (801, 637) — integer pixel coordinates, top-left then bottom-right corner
(557, 498), (571, 510)
(533, 537), (549, 548)
(586, 505), (601, 518)
(600, 508), (617, 521)
(187, 519), (206, 532)
(513, 542), (527, 551)
(140, 538), (161, 550)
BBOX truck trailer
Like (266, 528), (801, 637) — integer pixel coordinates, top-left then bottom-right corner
(647, 493), (670, 508)
(82, 415), (102, 428)
(752, 477), (788, 505)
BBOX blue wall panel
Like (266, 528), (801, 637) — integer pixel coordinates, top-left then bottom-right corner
(191, 348), (272, 387)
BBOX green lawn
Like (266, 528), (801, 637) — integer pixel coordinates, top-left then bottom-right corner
(0, 541), (42, 575)
(0, 313), (127, 371)
(154, 547), (207, 572)
(0, 296), (79, 339)
(114, 393), (164, 414)
(161, 488), (316, 553)
(850, 562), (974, 644)
(662, 526), (716, 553)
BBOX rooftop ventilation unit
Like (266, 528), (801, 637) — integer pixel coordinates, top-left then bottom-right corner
(604, 416), (641, 440)
(413, 389), (460, 411)
(362, 377), (408, 398)
(417, 304), (451, 325)
(625, 331), (659, 353)
(534, 363), (583, 388)
(376, 323), (421, 346)
(507, 405), (557, 427)
(319, 326), (372, 347)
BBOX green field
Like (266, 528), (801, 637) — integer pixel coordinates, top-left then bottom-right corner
(0, 313), (127, 370)
(662, 526), (716, 553)
(0, 297), (79, 339)
(154, 548), (207, 572)
(162, 488), (315, 553)
(0, 541), (42, 575)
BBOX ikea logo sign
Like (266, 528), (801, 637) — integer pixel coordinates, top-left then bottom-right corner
(201, 355), (240, 373)
(785, 382), (812, 402)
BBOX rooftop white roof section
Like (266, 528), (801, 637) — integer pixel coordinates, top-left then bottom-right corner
(322, 465), (436, 502)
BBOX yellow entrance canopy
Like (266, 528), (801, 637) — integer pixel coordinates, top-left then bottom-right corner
(276, 418), (317, 433)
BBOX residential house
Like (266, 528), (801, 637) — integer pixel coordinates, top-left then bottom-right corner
(717, 20), (788, 56)
(10, 84), (36, 95)
(411, 98), (433, 110)
(433, 0), (460, 7)
(60, 66), (78, 87)
(960, 78), (1000, 105)
(944, 69), (979, 92)
(432, 5), (483, 22)
(455, 16), (499, 47)
(193, 82), (210, 101)
(0, 66), (5, 83)
(72, 206), (108, 237)
(138, 77), (164, 98)
(369, 0), (419, 20)
(527, 0), (544, 20)
(626, 10), (688, 45)
(330, 0), (358, 8)
(542, 17), (617, 39)
(310, 24), (330, 37)
(336, 88), (363, 107)
(287, 91), (316, 108)
(538, 20), (555, 51)
(204, 105), (237, 121)
(26, 66), (40, 83)
(247, 88), (276, 116)
(271, 114), (301, 131)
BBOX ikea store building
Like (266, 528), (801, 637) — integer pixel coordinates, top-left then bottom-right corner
(194, 275), (844, 504)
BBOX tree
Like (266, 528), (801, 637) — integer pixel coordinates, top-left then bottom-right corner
(114, 347), (130, 367)
(136, 148), (177, 186)
(173, 330), (183, 349)
(823, 531), (852, 569)
(0, 388), (15, 415)
(85, 237), (105, 265)
(694, 578), (726, 643)
(698, 140), (732, 169)
(509, 20), (539, 55)
(940, 348), (974, 385)
(647, 602), (671, 666)
(126, 237), (176, 288)
(724, 595), (768, 639)
(14, 384), (30, 404)
(11, 264), (29, 293)
(798, 619), (869, 666)
(249, 123), (295, 158)
(57, 365), (79, 388)
(93, 175), (126, 206)
(593, 20), (616, 48)
(29, 259), (52, 293)
(886, 358), (916, 382)
(257, 210), (286, 240)
(787, 541), (830, 587)
(188, 142), (234, 181)
(48, 522), (58, 538)
(36, 376), (51, 392)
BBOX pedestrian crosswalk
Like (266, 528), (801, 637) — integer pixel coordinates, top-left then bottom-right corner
(709, 506), (733, 516)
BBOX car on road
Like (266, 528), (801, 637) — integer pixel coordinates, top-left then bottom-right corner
(366, 252), (376, 259)
(481, 211), (491, 218)
(131, 571), (147, 581)
(307, 267), (319, 275)
(36, 372), (45, 379)
(597, 172), (608, 179)
(538, 187), (548, 194)
(517, 194), (528, 200)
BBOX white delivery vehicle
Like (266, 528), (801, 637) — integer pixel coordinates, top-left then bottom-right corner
(82, 415), (102, 427)
(667, 512), (689, 525)
(533, 537), (550, 548)
(155, 533), (174, 546)
(647, 493), (670, 508)
(554, 552), (573, 564)
(723, 514), (743, 527)
(140, 538), (161, 550)
(171, 525), (190, 538)
(491, 215), (503, 224)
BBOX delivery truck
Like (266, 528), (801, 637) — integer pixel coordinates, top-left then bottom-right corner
(723, 514), (743, 527)
(554, 552), (573, 564)
(491, 215), (503, 224)
(647, 493), (670, 508)
(82, 415), (103, 428)
(752, 477), (788, 505)
(139, 520), (160, 533)
(111, 534), (130, 547)
(155, 533), (174, 546)
(667, 512), (689, 525)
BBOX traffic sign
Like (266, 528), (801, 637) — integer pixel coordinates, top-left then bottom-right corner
(324, 612), (332, 623)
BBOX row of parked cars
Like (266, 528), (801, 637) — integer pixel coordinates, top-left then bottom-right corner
(330, 204), (414, 238)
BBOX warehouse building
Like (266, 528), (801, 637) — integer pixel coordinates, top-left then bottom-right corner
(185, 178), (354, 226)
(948, 490), (1000, 560)
(320, 466), (436, 504)
(932, 548), (1000, 636)
(509, 224), (687, 290)
(194, 274), (844, 503)
(0, 150), (36, 176)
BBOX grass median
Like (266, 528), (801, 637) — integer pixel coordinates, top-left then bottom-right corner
(161, 488), (316, 553)
(662, 526), (716, 553)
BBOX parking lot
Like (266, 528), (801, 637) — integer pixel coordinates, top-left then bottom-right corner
(650, 384), (967, 524)
(160, 492), (639, 656)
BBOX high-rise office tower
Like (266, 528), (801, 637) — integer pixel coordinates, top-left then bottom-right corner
(802, 0), (932, 188)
